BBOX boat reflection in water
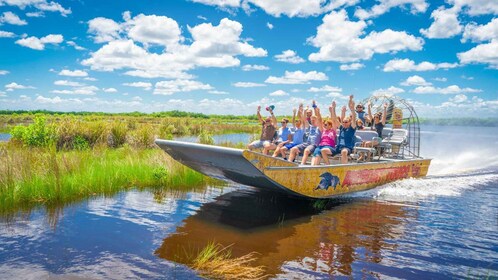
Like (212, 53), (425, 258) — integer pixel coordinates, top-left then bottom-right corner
(155, 188), (409, 278)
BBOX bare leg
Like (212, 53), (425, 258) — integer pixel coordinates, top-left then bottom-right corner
(321, 148), (332, 165)
(311, 156), (321, 166)
(301, 148), (311, 165)
(280, 147), (288, 158)
(272, 146), (280, 157)
(341, 148), (349, 164)
(288, 147), (298, 162)
(263, 143), (275, 155)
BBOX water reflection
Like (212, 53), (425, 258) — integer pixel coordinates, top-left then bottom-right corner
(156, 188), (409, 278)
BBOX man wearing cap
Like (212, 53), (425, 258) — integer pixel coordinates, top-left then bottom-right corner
(248, 105), (278, 154)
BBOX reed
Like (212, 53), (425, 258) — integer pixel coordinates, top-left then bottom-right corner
(0, 143), (215, 216)
(192, 242), (266, 280)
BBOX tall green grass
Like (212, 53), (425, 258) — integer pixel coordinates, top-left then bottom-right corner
(0, 143), (217, 216)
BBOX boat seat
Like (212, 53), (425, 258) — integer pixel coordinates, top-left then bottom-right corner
(381, 128), (408, 158)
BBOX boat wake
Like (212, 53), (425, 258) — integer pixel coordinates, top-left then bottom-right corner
(347, 170), (498, 202)
(428, 147), (498, 176)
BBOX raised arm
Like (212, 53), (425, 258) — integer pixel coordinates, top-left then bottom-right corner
(341, 105), (346, 124)
(315, 104), (324, 132)
(381, 102), (387, 125)
(292, 107), (297, 128)
(329, 101), (339, 129)
(268, 107), (277, 128)
(349, 95), (356, 129)
(299, 103), (307, 128)
(367, 101), (373, 120)
(256, 106), (263, 123)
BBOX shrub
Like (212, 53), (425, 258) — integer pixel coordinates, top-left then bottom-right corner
(10, 116), (56, 147)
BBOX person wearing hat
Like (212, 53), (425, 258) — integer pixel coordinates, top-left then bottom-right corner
(247, 105), (278, 154)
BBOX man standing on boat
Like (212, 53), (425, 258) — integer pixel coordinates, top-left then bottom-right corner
(248, 105), (278, 154)
(329, 95), (357, 164)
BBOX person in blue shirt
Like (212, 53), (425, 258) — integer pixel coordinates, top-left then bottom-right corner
(329, 95), (357, 164)
(273, 105), (305, 159)
(264, 117), (291, 155)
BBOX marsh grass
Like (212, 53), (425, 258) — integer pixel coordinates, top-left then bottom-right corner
(191, 242), (266, 280)
(0, 143), (216, 216)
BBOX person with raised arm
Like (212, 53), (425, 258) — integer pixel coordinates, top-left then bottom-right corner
(288, 100), (321, 164)
(361, 101), (388, 149)
(311, 104), (337, 166)
(247, 105), (277, 154)
(330, 95), (357, 164)
(273, 105), (305, 159)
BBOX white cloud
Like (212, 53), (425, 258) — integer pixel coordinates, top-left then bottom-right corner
(433, 77), (447, 82)
(355, 0), (428, 19)
(241, 64), (269, 71)
(208, 90), (229, 95)
(88, 17), (122, 43)
(267, 22), (273, 29)
(450, 94), (468, 103)
(308, 10), (423, 63)
(59, 69), (88, 77)
(232, 82), (266, 87)
(339, 63), (364, 71)
(461, 75), (474, 80)
(0, 0), (71, 16)
(154, 79), (213, 95)
(307, 85), (342, 92)
(84, 77), (97, 81)
(383, 58), (459, 72)
(372, 86), (405, 96)
(123, 82), (152, 90)
(447, 0), (498, 16)
(83, 17), (267, 79)
(461, 18), (498, 43)
(26, 11), (44, 17)
(0, 30), (15, 37)
(125, 13), (183, 48)
(265, 70), (328, 84)
(400, 75), (431, 86)
(51, 85), (99, 95)
(191, 0), (241, 8)
(197, 15), (207, 21)
(15, 34), (63, 50)
(103, 88), (118, 93)
(269, 90), (288, 96)
(132, 96), (142, 102)
(420, 6), (462, 39)
(0, 91), (6, 97)
(457, 40), (498, 69)
(412, 85), (482, 94)
(54, 80), (84, 87)
(326, 91), (349, 99)
(0, 70), (9, 75)
(67, 41), (86, 51)
(5, 82), (35, 91)
(274, 50), (305, 64)
(0, 11), (27, 25)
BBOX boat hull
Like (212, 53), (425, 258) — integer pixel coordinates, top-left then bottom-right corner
(155, 140), (431, 198)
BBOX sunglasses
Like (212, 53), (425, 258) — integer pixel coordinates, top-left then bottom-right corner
(343, 121), (350, 123)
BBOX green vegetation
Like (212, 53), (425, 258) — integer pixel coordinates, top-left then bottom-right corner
(418, 117), (498, 127)
(191, 242), (266, 280)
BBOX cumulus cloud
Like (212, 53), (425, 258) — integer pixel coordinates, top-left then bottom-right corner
(5, 82), (35, 91)
(0, 30), (15, 37)
(383, 58), (459, 71)
(0, 70), (9, 75)
(67, 41), (86, 51)
(307, 85), (342, 92)
(269, 90), (288, 96)
(15, 34), (63, 50)
(208, 90), (229, 95)
(191, 0), (241, 8)
(400, 75), (432, 86)
(339, 63), (364, 71)
(354, 0), (428, 20)
(88, 17), (122, 43)
(54, 80), (84, 87)
(420, 6), (462, 39)
(266, 22), (273, 29)
(447, 0), (498, 16)
(103, 88), (118, 93)
(308, 10), (423, 63)
(59, 69), (88, 77)
(274, 50), (305, 64)
(83, 16), (267, 79)
(153, 79), (213, 95)
(232, 82), (265, 87)
(450, 94), (468, 103)
(0, 11), (27, 25)
(241, 64), (269, 71)
(123, 82), (152, 90)
(412, 85), (482, 94)
(457, 40), (498, 69)
(0, 0), (71, 16)
(462, 18), (498, 43)
(372, 86), (405, 96)
(265, 70), (328, 84)
(433, 77), (447, 82)
(51, 85), (99, 95)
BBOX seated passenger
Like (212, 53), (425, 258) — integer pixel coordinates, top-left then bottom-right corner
(363, 102), (388, 148)
(288, 101), (321, 164)
(264, 117), (290, 155)
(356, 119), (365, 130)
(273, 106), (305, 159)
(355, 103), (366, 123)
(330, 95), (357, 164)
(311, 107), (337, 166)
(247, 105), (277, 154)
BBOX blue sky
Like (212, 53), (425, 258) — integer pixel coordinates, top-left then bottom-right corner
(0, 0), (497, 117)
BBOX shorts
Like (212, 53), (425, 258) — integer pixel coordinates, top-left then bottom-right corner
(331, 145), (352, 156)
(284, 143), (299, 150)
(294, 143), (317, 153)
(249, 140), (271, 149)
(313, 145), (334, 157)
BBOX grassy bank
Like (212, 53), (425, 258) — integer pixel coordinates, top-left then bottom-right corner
(0, 143), (218, 216)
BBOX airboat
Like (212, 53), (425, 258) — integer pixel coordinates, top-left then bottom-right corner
(155, 95), (431, 199)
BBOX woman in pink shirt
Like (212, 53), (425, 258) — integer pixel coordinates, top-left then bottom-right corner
(311, 105), (338, 166)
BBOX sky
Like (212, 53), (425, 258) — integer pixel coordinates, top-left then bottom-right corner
(0, 0), (497, 117)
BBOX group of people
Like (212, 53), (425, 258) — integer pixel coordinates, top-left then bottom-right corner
(247, 95), (388, 165)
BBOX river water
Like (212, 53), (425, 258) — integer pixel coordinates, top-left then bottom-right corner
(1, 126), (497, 279)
